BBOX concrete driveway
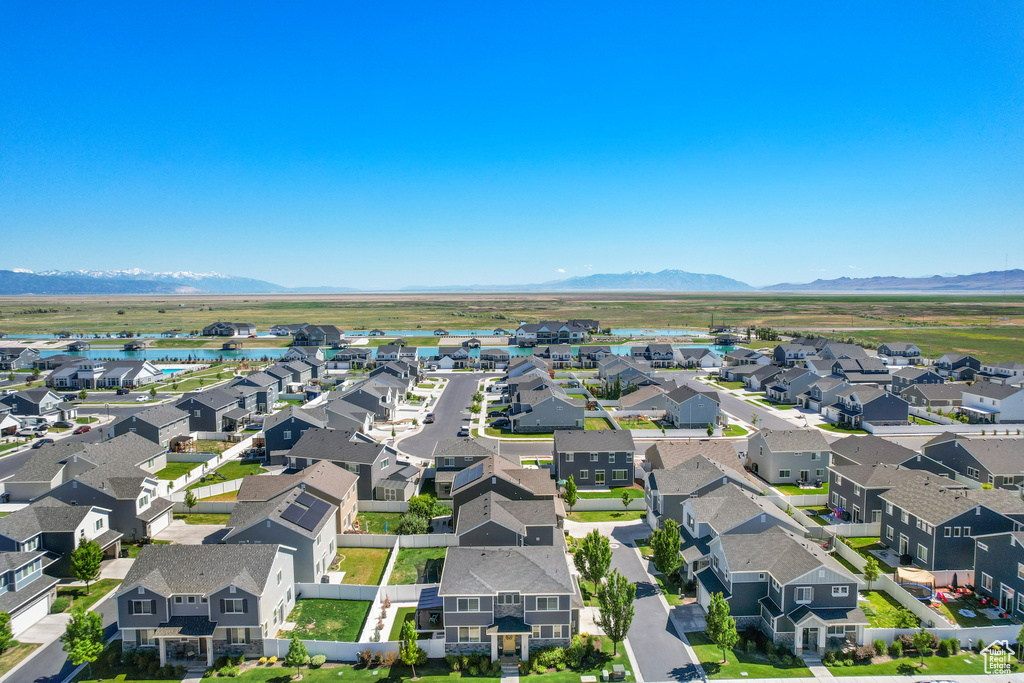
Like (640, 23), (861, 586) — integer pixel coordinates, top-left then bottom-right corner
(155, 519), (229, 545)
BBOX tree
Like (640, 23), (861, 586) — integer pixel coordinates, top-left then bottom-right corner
(563, 475), (578, 514)
(704, 592), (738, 664)
(912, 628), (932, 666)
(149, 386), (157, 397)
(406, 495), (444, 521)
(61, 607), (104, 677)
(184, 490), (198, 517)
(78, 389), (88, 400)
(394, 512), (429, 535)
(70, 539), (103, 595)
(1017, 623), (1024, 662)
(621, 490), (631, 511)
(650, 519), (682, 576)
(400, 618), (425, 677)
(595, 569), (636, 655)
(573, 529), (612, 592)
(706, 422), (715, 437)
(285, 635), (310, 678)
(863, 556), (880, 588)
(0, 613), (13, 655)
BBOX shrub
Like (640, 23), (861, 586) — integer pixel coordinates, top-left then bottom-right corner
(565, 635), (586, 668)
(843, 657), (854, 666)
(446, 654), (461, 671)
(536, 647), (566, 669)
(531, 660), (545, 675)
(218, 665), (240, 677)
(268, 656), (277, 664)
(236, 653), (245, 666)
(555, 663), (566, 671)
(258, 657), (267, 665)
(745, 640), (757, 655)
(823, 650), (836, 665)
(764, 640), (776, 657)
(855, 646), (874, 661)
(976, 639), (985, 652)
(310, 654), (327, 668)
(888, 641), (903, 658)
(203, 668), (213, 678)
(937, 640), (951, 657)
(467, 665), (479, 676)
(50, 597), (71, 614)
(948, 638), (960, 655)
(766, 652), (779, 664)
(873, 639), (885, 656)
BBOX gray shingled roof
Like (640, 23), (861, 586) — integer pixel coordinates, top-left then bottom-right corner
(830, 463), (956, 490)
(432, 438), (499, 458)
(880, 478), (1024, 524)
(118, 544), (281, 596)
(645, 440), (747, 475)
(439, 543), (575, 596)
(900, 383), (965, 401)
(0, 499), (91, 542)
(224, 487), (337, 540)
(687, 483), (797, 535)
(962, 383), (1023, 400)
(236, 461), (358, 502)
(755, 428), (830, 453)
(450, 455), (556, 497)
(116, 403), (189, 429)
(718, 527), (855, 584)
(287, 427), (386, 465)
(649, 455), (743, 496)
(455, 491), (558, 536)
(665, 385), (720, 404)
(8, 433), (164, 484)
(262, 405), (328, 432)
(553, 430), (635, 453)
(923, 433), (1024, 476)
(829, 434), (917, 467)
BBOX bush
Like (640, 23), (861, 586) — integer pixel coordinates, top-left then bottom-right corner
(50, 597), (71, 614)
(823, 650), (836, 665)
(937, 640), (951, 657)
(382, 651), (399, 668)
(565, 635), (586, 669)
(976, 639), (985, 652)
(764, 640), (776, 657)
(948, 638), (960, 655)
(855, 646), (874, 662)
(467, 665), (479, 676)
(745, 640), (757, 655)
(766, 652), (779, 664)
(536, 647), (566, 669)
(888, 641), (903, 658)
(446, 654), (461, 671)
(873, 639), (885, 656)
(218, 665), (240, 677)
(555, 663), (566, 671)
(310, 654), (327, 668)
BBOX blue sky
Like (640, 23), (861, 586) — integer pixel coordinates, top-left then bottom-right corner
(1, 2), (1022, 289)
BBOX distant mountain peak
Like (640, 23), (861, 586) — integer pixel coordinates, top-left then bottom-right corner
(763, 269), (1024, 292)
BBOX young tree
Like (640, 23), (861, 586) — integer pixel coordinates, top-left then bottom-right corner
(621, 490), (631, 511)
(149, 386), (157, 397)
(862, 556), (880, 588)
(563, 475), (578, 514)
(0, 613), (13, 655)
(400, 618), (425, 677)
(70, 539), (103, 595)
(1017, 623), (1024, 662)
(394, 512), (429, 535)
(61, 607), (104, 678)
(650, 519), (682, 576)
(912, 628), (932, 666)
(285, 635), (310, 679)
(573, 529), (612, 592)
(595, 569), (636, 655)
(78, 389), (88, 400)
(183, 490), (198, 517)
(704, 592), (738, 664)
(706, 422), (715, 437)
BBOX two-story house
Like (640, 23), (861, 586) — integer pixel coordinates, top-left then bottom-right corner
(230, 372), (281, 412)
(330, 347), (373, 370)
(919, 433), (1024, 488)
(223, 488), (338, 583)
(236, 461), (359, 533)
(0, 498), (122, 576)
(745, 429), (831, 486)
(831, 358), (889, 385)
(676, 347), (723, 369)
(630, 344), (676, 368)
(0, 551), (58, 635)
(876, 343), (922, 365)
(175, 388), (250, 433)
(664, 386), (721, 429)
(959, 383), (1024, 423)
(889, 367), (944, 395)
(450, 456), (559, 528)
(0, 388), (62, 418)
(645, 454), (761, 529)
(426, 347), (471, 370)
(262, 406), (328, 455)
(0, 347), (41, 371)
(978, 361), (1024, 383)
(533, 345), (573, 369)
(827, 386), (909, 428)
(696, 527), (865, 655)
(933, 353), (980, 381)
(746, 365), (784, 393)
(552, 430), (636, 490)
(431, 438), (502, 499)
(830, 465), (955, 525)
(508, 387), (585, 433)
(455, 492), (560, 547)
(972, 531), (1024, 618)
(879, 479), (1024, 570)
(202, 322), (257, 337)
(478, 348), (511, 370)
(799, 377), (849, 413)
(110, 404), (191, 447)
(576, 346), (614, 369)
(899, 383), (964, 412)
(285, 428), (417, 501)
(772, 344), (818, 367)
(116, 544), (294, 667)
(765, 367), (818, 405)
(292, 324), (344, 347)
(513, 322), (589, 347)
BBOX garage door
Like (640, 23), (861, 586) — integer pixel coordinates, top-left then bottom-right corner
(11, 596), (49, 636)
(149, 510), (171, 536)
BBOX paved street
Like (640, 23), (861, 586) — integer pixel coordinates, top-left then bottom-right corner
(657, 372), (795, 431)
(398, 373), (494, 458)
(12, 594), (118, 683)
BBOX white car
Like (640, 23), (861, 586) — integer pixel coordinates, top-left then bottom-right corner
(135, 395), (148, 401)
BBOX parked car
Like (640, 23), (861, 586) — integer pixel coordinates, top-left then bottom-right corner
(31, 438), (55, 449)
(135, 395), (148, 401)
(16, 426), (45, 437)
(115, 388), (129, 395)
(62, 393), (79, 401)
(424, 413), (435, 424)
(489, 418), (509, 428)
(53, 421), (74, 429)
(457, 426), (470, 437)
(487, 410), (505, 417)
(73, 425), (91, 435)
(1, 389), (15, 396)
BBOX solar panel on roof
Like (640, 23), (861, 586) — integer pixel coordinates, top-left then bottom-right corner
(309, 499), (331, 516)
(296, 508), (323, 531)
(280, 504), (306, 525)
(452, 463), (484, 491)
(295, 492), (317, 508)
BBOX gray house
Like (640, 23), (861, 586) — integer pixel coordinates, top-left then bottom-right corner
(110, 404), (191, 447)
(455, 492), (559, 547)
(972, 531), (1024, 618)
(0, 347), (41, 371)
(285, 428), (416, 501)
(116, 544), (294, 666)
(552, 430), (636, 490)
(877, 343), (922, 364)
(933, 353), (980, 380)
(0, 388), (62, 418)
(745, 429), (831, 486)
(664, 386), (721, 429)
(889, 366), (944, 394)
(899, 383), (963, 411)
(508, 387), (585, 433)
(450, 456), (559, 528)
(765, 367), (818, 405)
(0, 498), (121, 576)
(223, 488), (337, 583)
(175, 389), (249, 433)
(432, 438), (501, 499)
(617, 385), (670, 412)
(799, 377), (849, 412)
(262, 406), (328, 455)
(236, 461), (359, 533)
(230, 372), (281, 412)
(827, 386), (909, 428)
(645, 454), (760, 529)
(437, 543), (580, 661)
(879, 479), (1024, 571)
(696, 527), (865, 654)
(829, 465), (954, 525)
(919, 433), (1024, 488)
(0, 551), (58, 636)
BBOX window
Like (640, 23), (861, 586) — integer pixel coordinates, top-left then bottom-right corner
(1018, 564), (1024, 582)
(458, 627), (481, 643)
(944, 527), (951, 537)
(223, 599), (245, 614)
(758, 573), (766, 580)
(831, 492), (839, 506)
(811, 452), (820, 461)
(380, 459), (389, 469)
(794, 587), (812, 603)
(832, 586), (849, 597)
(885, 502), (893, 515)
(770, 577), (781, 593)
(532, 625), (542, 638)
(131, 600), (154, 615)
(565, 453), (574, 462)
(963, 526), (971, 536)
(283, 430), (291, 440)
(953, 527), (961, 537)
(900, 510), (909, 524)
(226, 628), (249, 645)
(917, 544), (928, 562)
(277, 571), (282, 585)
(287, 588), (292, 602)
(497, 593), (520, 605)
(608, 453), (616, 463)
(779, 470), (791, 479)
(536, 596), (559, 611)
(95, 519), (103, 531)
(443, 457), (455, 468)
(456, 598), (479, 612)
(175, 596), (183, 604)
(194, 410), (201, 418)
(967, 467), (980, 479)
(816, 469), (824, 477)
(978, 542), (988, 552)
(579, 470), (589, 479)
(138, 629), (155, 646)
(316, 533), (322, 546)
(982, 573), (993, 591)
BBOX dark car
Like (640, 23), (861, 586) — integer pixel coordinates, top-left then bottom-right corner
(73, 425), (91, 435)
(424, 413), (435, 424)
(489, 418), (509, 428)
(115, 388), (129, 395)
(53, 421), (74, 429)
(487, 410), (505, 417)
(32, 438), (55, 449)
(63, 393), (79, 401)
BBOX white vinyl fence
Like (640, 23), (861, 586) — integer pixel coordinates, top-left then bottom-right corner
(172, 501), (235, 514)
(337, 533), (459, 549)
(169, 478), (243, 502)
(294, 583), (379, 602)
(358, 500), (409, 513)
(359, 538), (402, 642)
(865, 625), (1020, 647)
(160, 435), (256, 494)
(381, 583), (439, 603)
(263, 636), (446, 661)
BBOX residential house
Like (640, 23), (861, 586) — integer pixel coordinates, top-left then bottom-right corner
(664, 386), (720, 429)
(933, 353), (981, 381)
(745, 429), (831, 486)
(202, 322), (256, 337)
(568, 319), (600, 332)
(765, 367), (818, 405)
(505, 355), (549, 380)
(237, 462), (359, 533)
(676, 347), (723, 369)
(746, 365), (784, 392)
(978, 361), (1024, 382)
(818, 342), (869, 361)
(899, 383), (964, 411)
(534, 345), (573, 369)
(455, 492), (560, 547)
(47, 358), (162, 389)
(889, 366), (944, 394)
(450, 455), (558, 528)
(552, 430), (636, 490)
(513, 322), (589, 347)
(0, 347), (40, 371)
(224, 488), (337, 583)
(479, 348), (510, 370)
(175, 388), (252, 433)
(772, 344), (818, 367)
(66, 341), (91, 352)
(116, 544), (295, 666)
(827, 386), (909, 428)
(644, 454), (760, 529)
(330, 347), (373, 369)
(831, 358), (889, 385)
(723, 349), (769, 366)
(262, 406), (328, 456)
(110, 404), (191, 447)
(431, 438), (502, 499)
(644, 439), (749, 476)
(0, 498), (122, 576)
(0, 551), (58, 636)
(799, 377), (849, 412)
(437, 543), (580, 660)
(426, 347), (471, 370)
(282, 346), (326, 363)
(291, 324), (344, 347)
(576, 346), (614, 368)
(618, 384), (671, 413)
(229, 372), (280, 412)
(972, 531), (1024, 618)
(630, 344), (676, 368)
(0, 388), (62, 418)
(285, 428), (417, 501)
(959, 383), (1024, 423)
(879, 479), (1024, 571)
(877, 343), (922, 365)
(270, 324), (306, 336)
(919, 433), (1024, 488)
(508, 387), (585, 433)
(696, 527), (865, 654)
(333, 377), (399, 421)
(829, 465), (954, 525)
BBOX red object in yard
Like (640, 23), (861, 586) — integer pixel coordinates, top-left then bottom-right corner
(938, 591), (950, 603)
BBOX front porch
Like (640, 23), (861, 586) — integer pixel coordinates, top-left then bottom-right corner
(155, 617), (217, 668)
(485, 617), (531, 662)
(789, 606), (866, 655)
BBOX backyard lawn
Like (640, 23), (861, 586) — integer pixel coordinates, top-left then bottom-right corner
(185, 459), (266, 491)
(776, 483), (828, 495)
(615, 416), (661, 429)
(200, 490), (238, 502)
(567, 510), (645, 523)
(818, 424), (868, 435)
(332, 547), (390, 585)
(388, 547), (446, 585)
(280, 599), (372, 642)
(858, 590), (920, 628)
(357, 512), (402, 534)
(578, 487), (643, 499)
(173, 513), (231, 525)
(122, 539), (172, 559)
(193, 439), (233, 454)
(53, 579), (122, 613)
(584, 417), (614, 430)
(842, 537), (895, 572)
(933, 595), (1011, 627)
(153, 461), (201, 480)
(687, 632), (812, 679)
(388, 606), (416, 641)
(484, 427), (554, 440)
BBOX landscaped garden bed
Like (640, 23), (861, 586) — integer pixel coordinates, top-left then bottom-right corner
(687, 630), (812, 679)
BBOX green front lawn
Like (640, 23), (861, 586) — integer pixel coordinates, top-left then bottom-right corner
(388, 606), (416, 641)
(653, 573), (685, 606)
(185, 459), (266, 491)
(0, 642), (40, 679)
(388, 547), (446, 585)
(578, 487), (643, 499)
(776, 483), (829, 495)
(173, 513), (231, 525)
(54, 579), (122, 613)
(153, 461), (202, 480)
(357, 511), (402, 534)
(721, 424), (749, 436)
(484, 427), (554, 439)
(567, 510), (645, 523)
(687, 632), (813, 679)
(0, 442), (23, 455)
(827, 651), (1008, 676)
(715, 380), (746, 389)
(818, 423), (869, 434)
(76, 416), (98, 424)
(859, 590), (920, 628)
(281, 599), (372, 642)
(332, 547), (390, 585)
(123, 539), (172, 559)
(585, 417), (613, 430)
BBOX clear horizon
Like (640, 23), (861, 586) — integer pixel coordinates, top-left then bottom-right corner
(2, 2), (1022, 289)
